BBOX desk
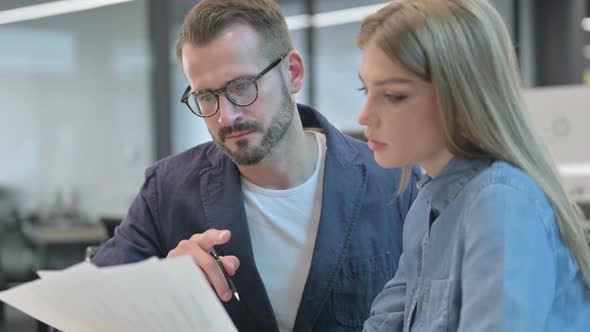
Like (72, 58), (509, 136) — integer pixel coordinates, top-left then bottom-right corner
(20, 222), (108, 332)
(22, 223), (107, 245)
(22, 222), (107, 270)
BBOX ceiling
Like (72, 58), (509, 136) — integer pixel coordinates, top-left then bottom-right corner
(0, 0), (51, 11)
(0, 0), (321, 13)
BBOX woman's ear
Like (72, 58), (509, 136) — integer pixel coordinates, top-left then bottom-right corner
(285, 50), (304, 94)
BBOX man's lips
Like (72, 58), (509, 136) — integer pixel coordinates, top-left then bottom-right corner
(226, 130), (256, 140)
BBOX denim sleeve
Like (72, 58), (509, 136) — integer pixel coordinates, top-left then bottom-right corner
(92, 170), (165, 266)
(362, 251), (407, 332)
(458, 184), (555, 331)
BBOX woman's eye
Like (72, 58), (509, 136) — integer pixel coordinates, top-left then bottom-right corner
(385, 94), (408, 103)
(357, 87), (368, 95)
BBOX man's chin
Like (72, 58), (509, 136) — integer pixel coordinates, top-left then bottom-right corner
(229, 151), (265, 166)
(219, 139), (251, 154)
(219, 143), (263, 165)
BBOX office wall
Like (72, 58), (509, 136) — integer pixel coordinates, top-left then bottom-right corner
(524, 85), (590, 202)
(534, 0), (587, 85)
(0, 1), (153, 220)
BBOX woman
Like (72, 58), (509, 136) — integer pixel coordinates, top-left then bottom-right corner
(356, 0), (590, 331)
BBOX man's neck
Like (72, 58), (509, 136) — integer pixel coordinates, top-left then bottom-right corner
(238, 122), (318, 190)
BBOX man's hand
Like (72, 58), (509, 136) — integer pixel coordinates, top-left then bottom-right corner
(167, 229), (240, 302)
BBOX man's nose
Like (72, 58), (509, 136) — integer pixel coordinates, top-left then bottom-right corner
(217, 95), (243, 127)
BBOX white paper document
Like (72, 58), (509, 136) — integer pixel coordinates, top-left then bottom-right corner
(0, 256), (237, 332)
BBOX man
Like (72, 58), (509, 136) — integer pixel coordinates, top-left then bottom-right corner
(92, 0), (419, 331)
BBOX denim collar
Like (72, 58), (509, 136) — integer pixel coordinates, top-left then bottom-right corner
(418, 156), (492, 217)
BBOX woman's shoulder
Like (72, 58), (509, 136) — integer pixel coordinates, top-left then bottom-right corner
(469, 160), (545, 200)
(461, 160), (555, 229)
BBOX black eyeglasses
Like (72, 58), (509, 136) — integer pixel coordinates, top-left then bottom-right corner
(181, 52), (289, 118)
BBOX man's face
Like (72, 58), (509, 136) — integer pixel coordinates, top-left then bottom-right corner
(181, 24), (295, 165)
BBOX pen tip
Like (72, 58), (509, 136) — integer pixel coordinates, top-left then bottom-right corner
(235, 293), (240, 302)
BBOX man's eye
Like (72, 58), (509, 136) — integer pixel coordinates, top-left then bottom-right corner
(199, 94), (216, 103)
(231, 79), (252, 92)
(235, 83), (249, 91)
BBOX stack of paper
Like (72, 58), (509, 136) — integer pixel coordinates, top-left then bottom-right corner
(0, 256), (237, 332)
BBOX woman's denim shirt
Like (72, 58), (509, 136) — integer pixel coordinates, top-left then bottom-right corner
(364, 157), (590, 331)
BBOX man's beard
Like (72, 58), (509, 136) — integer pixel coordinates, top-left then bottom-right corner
(212, 83), (295, 165)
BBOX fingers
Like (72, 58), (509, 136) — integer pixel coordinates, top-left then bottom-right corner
(166, 229), (239, 302)
(192, 229), (231, 251)
(197, 248), (233, 301)
(220, 255), (240, 276)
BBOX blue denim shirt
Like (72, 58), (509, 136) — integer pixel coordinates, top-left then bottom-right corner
(364, 157), (590, 332)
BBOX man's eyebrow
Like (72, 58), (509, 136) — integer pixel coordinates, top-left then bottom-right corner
(194, 74), (256, 93)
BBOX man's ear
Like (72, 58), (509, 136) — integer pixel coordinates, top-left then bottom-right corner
(285, 50), (304, 94)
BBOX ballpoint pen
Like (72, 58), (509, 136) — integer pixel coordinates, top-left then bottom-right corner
(210, 247), (240, 302)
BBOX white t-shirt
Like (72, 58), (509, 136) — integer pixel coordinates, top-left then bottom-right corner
(241, 130), (327, 332)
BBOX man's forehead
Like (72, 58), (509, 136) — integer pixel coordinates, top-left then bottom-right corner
(181, 49), (265, 92)
(181, 42), (262, 73)
(207, 23), (261, 50)
(181, 29), (263, 64)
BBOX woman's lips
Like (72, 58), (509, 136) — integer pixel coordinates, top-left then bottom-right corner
(367, 139), (386, 151)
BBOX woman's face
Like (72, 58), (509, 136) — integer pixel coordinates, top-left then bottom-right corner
(357, 41), (452, 176)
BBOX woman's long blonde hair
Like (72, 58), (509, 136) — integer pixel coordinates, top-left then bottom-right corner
(358, 0), (590, 287)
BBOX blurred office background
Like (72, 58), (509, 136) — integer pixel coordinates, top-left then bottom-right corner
(0, 0), (589, 330)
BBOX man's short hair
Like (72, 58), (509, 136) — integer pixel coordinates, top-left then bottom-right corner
(176, 0), (293, 63)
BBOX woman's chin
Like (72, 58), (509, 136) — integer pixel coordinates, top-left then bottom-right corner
(374, 153), (404, 169)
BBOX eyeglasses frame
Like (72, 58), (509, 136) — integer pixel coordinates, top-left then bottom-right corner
(180, 52), (290, 118)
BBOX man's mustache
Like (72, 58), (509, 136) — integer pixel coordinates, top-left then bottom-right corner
(218, 121), (263, 142)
